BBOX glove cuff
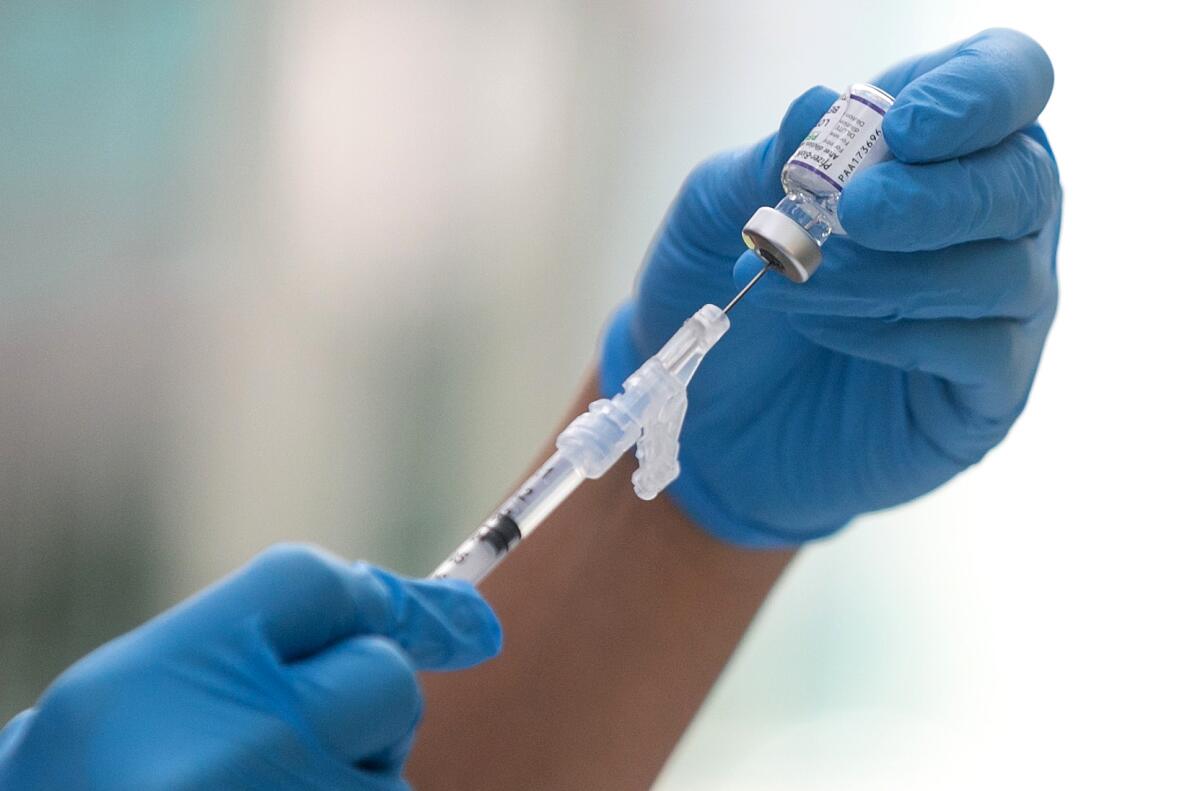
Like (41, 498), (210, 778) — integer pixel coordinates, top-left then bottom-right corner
(600, 301), (846, 549)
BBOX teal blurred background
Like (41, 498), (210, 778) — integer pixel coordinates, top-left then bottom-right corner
(2, 2), (1196, 787)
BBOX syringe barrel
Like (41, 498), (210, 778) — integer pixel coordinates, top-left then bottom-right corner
(502, 452), (585, 533)
(431, 453), (585, 584)
(432, 306), (731, 582)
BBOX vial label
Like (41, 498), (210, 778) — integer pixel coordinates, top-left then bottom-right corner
(787, 88), (890, 194)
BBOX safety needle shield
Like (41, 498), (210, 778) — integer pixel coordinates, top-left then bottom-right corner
(432, 304), (730, 584)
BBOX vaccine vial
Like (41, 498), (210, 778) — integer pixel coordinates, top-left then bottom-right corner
(742, 83), (895, 282)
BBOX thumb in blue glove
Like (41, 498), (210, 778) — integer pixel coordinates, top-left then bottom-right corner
(0, 543), (501, 790)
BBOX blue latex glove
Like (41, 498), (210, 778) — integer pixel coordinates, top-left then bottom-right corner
(601, 29), (1061, 546)
(0, 544), (501, 790)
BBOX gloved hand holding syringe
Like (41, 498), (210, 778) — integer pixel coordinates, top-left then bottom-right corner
(433, 83), (895, 583)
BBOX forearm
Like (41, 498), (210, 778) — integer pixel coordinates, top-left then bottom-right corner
(407, 373), (795, 791)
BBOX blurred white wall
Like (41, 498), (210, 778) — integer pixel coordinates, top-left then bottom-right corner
(1, 1), (1196, 788)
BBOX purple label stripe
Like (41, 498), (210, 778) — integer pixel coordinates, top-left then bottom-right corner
(849, 93), (888, 116)
(791, 160), (843, 193)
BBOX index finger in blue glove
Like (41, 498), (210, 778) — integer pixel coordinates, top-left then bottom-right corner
(213, 544), (501, 665)
(793, 313), (1051, 426)
(286, 578), (500, 771)
(214, 544), (397, 662)
(873, 28), (1054, 163)
(839, 129), (1061, 251)
(730, 233), (1054, 321)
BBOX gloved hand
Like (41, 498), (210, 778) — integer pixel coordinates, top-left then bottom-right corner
(0, 544), (501, 790)
(601, 28), (1061, 546)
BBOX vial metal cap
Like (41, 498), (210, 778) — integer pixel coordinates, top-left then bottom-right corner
(741, 206), (823, 283)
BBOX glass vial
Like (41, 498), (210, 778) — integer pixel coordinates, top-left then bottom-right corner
(742, 83), (895, 282)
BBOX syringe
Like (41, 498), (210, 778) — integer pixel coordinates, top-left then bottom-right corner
(431, 301), (738, 584)
(431, 81), (896, 584)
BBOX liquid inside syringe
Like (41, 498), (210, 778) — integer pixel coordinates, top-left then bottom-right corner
(431, 452), (584, 584)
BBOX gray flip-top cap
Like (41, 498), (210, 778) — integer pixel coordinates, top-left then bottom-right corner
(741, 206), (823, 283)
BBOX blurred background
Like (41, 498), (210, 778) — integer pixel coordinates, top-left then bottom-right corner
(1, 1), (1197, 788)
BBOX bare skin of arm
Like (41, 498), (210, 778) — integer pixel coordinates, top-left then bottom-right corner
(406, 374), (796, 791)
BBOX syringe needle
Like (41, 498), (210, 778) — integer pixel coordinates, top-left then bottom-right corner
(722, 266), (768, 315)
